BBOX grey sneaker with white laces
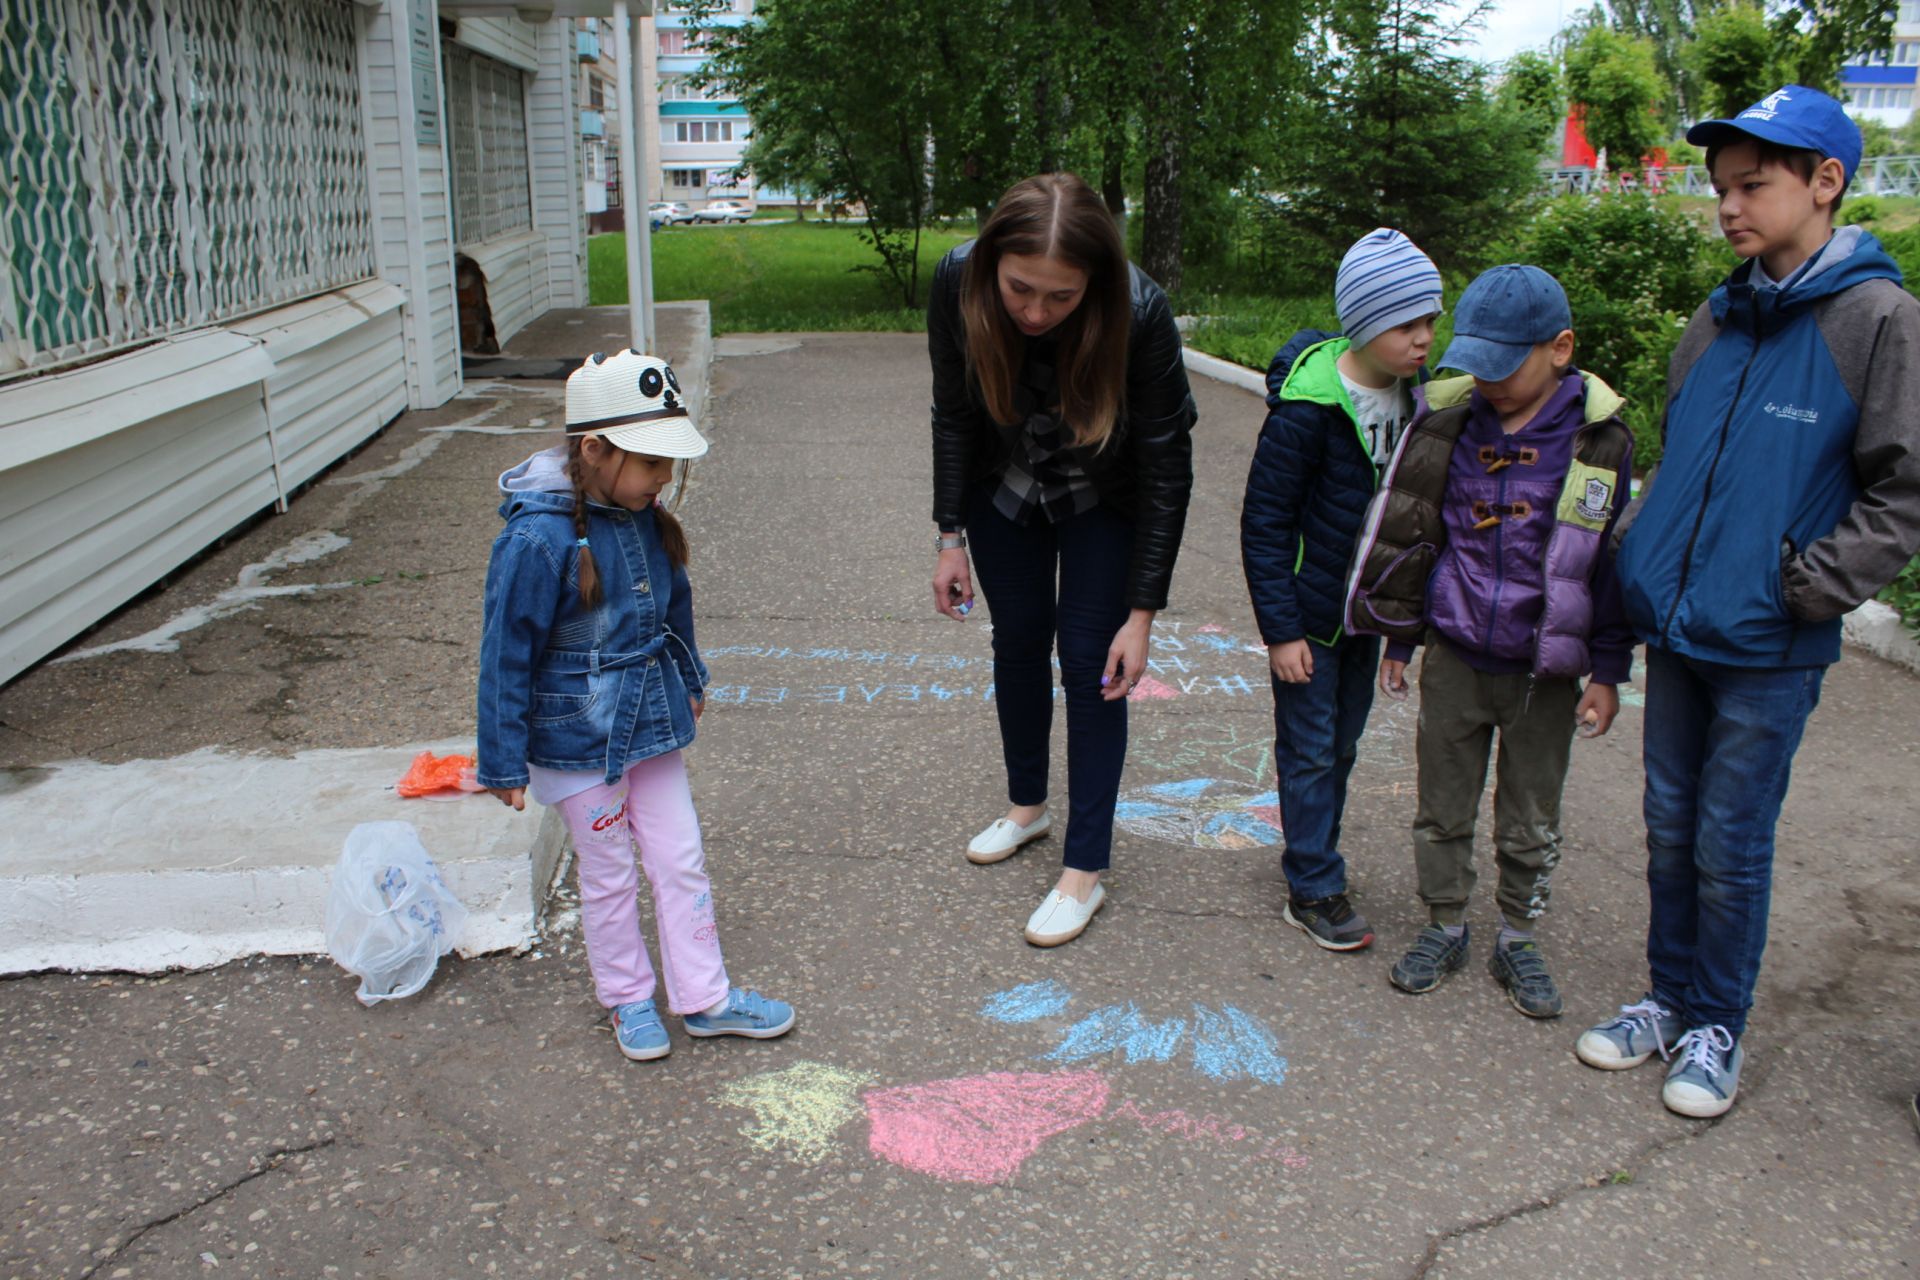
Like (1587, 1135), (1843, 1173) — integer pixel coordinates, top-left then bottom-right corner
(1575, 995), (1683, 1070)
(1662, 1025), (1744, 1118)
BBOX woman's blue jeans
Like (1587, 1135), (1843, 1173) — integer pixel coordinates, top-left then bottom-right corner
(965, 488), (1133, 872)
(1642, 645), (1825, 1037)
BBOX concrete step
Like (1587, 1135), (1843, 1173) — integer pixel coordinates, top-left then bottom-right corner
(0, 742), (564, 974)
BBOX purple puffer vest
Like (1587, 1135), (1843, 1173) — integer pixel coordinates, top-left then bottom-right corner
(1344, 373), (1632, 679)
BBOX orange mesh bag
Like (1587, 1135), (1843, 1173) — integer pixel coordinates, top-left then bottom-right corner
(395, 750), (483, 798)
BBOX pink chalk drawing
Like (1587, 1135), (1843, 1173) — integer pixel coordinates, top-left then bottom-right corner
(1127, 675), (1182, 701)
(1109, 1098), (1310, 1169)
(864, 1070), (1110, 1184)
(1195, 623), (1226, 633)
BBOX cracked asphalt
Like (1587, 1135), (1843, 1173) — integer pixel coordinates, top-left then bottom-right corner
(2, 328), (1918, 1278)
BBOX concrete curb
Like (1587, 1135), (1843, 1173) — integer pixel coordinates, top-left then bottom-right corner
(1182, 346), (1267, 399)
(1842, 598), (1920, 674)
(0, 744), (566, 975)
(1178, 343), (1919, 677)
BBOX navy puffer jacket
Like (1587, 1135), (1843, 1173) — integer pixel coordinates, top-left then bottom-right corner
(1241, 330), (1394, 646)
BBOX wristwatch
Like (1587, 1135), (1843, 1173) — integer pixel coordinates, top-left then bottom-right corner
(937, 531), (968, 552)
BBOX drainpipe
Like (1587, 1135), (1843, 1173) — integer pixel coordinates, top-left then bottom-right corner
(611, 0), (655, 351)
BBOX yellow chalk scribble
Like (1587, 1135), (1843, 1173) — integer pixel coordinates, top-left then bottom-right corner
(714, 1060), (878, 1165)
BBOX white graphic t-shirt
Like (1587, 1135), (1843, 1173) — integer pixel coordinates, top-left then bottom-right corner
(1340, 373), (1414, 467)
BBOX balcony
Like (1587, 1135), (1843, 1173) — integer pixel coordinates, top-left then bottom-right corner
(581, 109), (605, 139)
(576, 28), (600, 61)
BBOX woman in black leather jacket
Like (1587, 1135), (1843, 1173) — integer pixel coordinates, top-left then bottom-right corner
(929, 172), (1197, 947)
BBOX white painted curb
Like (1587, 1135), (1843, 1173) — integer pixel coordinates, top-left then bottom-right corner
(1843, 599), (1920, 674)
(0, 743), (566, 976)
(1182, 347), (1267, 398)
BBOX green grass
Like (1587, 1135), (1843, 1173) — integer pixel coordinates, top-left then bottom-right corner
(1180, 292), (1458, 373)
(588, 221), (971, 332)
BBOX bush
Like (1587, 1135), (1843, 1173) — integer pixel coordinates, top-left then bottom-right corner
(1882, 555), (1920, 636)
(1507, 194), (1731, 468)
(1874, 227), (1920, 286)
(1839, 195), (1884, 227)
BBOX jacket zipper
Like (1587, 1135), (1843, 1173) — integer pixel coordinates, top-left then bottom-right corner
(1482, 460), (1509, 656)
(1661, 308), (1762, 642)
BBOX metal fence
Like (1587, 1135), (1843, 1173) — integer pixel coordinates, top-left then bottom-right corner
(0, 0), (375, 378)
(444, 43), (533, 247)
(1546, 156), (1920, 199)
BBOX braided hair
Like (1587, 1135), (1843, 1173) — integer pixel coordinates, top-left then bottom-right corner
(565, 438), (691, 609)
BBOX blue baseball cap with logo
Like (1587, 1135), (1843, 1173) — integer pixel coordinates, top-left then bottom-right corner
(1434, 265), (1572, 383)
(1685, 85), (1862, 185)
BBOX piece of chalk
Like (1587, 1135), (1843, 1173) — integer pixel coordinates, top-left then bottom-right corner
(1099, 675), (1110, 687)
(955, 600), (972, 615)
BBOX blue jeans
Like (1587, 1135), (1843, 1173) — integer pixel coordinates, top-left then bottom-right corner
(965, 487), (1133, 872)
(1642, 646), (1826, 1038)
(1269, 633), (1380, 901)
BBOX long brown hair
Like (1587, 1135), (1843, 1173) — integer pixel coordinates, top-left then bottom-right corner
(566, 439), (690, 608)
(960, 172), (1132, 450)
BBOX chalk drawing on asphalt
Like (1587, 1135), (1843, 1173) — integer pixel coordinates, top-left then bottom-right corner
(980, 982), (1290, 1090)
(979, 979), (1074, 1023)
(714, 1060), (878, 1165)
(863, 1070), (1110, 1185)
(1114, 777), (1284, 849)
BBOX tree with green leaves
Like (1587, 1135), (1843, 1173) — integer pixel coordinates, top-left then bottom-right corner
(731, 118), (834, 220)
(1564, 23), (1664, 170)
(1601, 0), (1895, 114)
(1683, 1), (1775, 121)
(1498, 49), (1567, 158)
(1271, 0), (1541, 274)
(697, 0), (971, 307)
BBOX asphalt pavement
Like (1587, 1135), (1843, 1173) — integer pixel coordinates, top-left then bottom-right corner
(1, 325), (1917, 1278)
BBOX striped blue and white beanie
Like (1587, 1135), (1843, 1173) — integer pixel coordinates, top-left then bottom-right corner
(1335, 229), (1443, 352)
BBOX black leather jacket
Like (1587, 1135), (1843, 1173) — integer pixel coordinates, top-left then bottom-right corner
(928, 240), (1198, 611)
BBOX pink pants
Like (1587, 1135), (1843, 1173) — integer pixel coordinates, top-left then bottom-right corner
(556, 752), (729, 1014)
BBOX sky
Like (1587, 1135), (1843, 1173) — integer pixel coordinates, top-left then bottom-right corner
(1452, 0), (1572, 65)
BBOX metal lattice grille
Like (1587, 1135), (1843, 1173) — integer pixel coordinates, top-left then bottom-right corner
(445, 42), (532, 247)
(0, 0), (373, 377)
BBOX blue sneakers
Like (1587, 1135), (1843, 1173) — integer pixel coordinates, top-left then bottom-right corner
(1576, 996), (1683, 1070)
(612, 999), (671, 1061)
(683, 987), (796, 1039)
(1663, 1025), (1743, 1118)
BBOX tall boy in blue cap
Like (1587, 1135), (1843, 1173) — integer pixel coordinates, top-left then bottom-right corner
(1346, 264), (1634, 1018)
(1582, 87), (1920, 1118)
(1242, 228), (1443, 953)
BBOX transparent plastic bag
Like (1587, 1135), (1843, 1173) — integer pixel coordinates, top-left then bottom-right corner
(325, 821), (468, 1006)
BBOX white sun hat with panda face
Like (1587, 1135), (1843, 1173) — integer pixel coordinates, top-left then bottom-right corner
(564, 349), (709, 459)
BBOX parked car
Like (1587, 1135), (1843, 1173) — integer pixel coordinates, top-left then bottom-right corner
(648, 202), (691, 228)
(691, 200), (754, 224)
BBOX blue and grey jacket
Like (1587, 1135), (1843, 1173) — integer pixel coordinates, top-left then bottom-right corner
(476, 447), (709, 788)
(1617, 227), (1920, 667)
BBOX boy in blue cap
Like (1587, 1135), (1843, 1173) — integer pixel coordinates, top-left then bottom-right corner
(1582, 87), (1920, 1118)
(1347, 264), (1634, 1018)
(1242, 228), (1444, 953)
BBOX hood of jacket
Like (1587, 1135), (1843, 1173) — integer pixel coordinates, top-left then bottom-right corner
(1710, 226), (1902, 326)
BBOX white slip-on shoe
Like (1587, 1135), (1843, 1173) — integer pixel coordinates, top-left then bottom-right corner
(965, 812), (1053, 864)
(1023, 883), (1106, 947)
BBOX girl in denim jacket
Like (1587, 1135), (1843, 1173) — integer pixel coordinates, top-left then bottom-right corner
(476, 350), (794, 1062)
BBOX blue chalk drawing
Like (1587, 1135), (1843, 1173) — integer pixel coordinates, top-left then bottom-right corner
(1189, 1005), (1288, 1087)
(1011, 991), (1286, 1088)
(980, 980), (1073, 1023)
(1044, 1003), (1189, 1065)
(1188, 631), (1244, 654)
(1113, 778), (1284, 849)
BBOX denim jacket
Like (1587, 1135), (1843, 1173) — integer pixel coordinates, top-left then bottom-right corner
(475, 448), (709, 788)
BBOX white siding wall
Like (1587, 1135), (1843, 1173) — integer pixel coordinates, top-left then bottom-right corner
(358, 0), (462, 408)
(530, 19), (587, 310)
(466, 232), (543, 349)
(453, 16), (540, 72)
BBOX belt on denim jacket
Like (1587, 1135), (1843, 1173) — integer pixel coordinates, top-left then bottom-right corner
(540, 633), (669, 676)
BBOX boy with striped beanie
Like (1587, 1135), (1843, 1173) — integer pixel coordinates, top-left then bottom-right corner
(1240, 228), (1443, 954)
